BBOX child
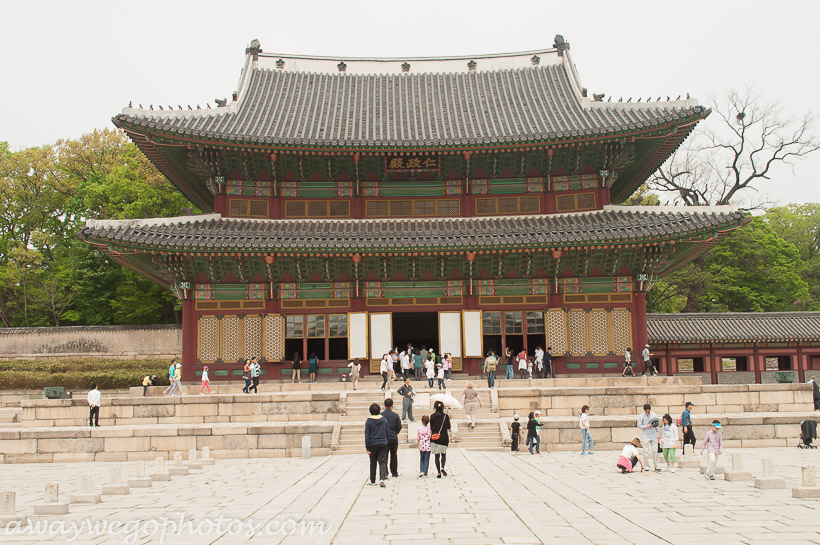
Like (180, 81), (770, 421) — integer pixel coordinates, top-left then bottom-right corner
(660, 413), (679, 472)
(699, 420), (723, 480)
(580, 405), (593, 455)
(200, 366), (212, 394)
(526, 358), (534, 379)
(616, 438), (645, 473)
(418, 415), (432, 477)
(510, 414), (521, 453)
(436, 364), (445, 390)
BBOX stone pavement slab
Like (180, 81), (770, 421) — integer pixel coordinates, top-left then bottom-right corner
(0, 447), (819, 543)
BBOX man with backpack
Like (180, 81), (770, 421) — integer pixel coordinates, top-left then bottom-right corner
(483, 351), (498, 388)
(680, 401), (695, 450)
(641, 344), (655, 376)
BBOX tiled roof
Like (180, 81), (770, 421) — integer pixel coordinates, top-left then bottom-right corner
(648, 312), (820, 343)
(113, 48), (705, 148)
(78, 206), (744, 251)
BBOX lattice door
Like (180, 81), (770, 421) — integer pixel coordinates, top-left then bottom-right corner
(198, 316), (219, 363)
(611, 308), (632, 354)
(221, 316), (242, 363)
(545, 309), (567, 355)
(567, 310), (587, 356)
(264, 314), (285, 361)
(244, 315), (263, 359)
(589, 309), (609, 355)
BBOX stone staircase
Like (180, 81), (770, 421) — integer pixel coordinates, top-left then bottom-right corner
(453, 421), (504, 450)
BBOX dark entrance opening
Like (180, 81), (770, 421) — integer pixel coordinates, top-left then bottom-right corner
(392, 312), (439, 354)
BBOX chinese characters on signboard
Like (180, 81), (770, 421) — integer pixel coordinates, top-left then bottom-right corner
(384, 154), (440, 172)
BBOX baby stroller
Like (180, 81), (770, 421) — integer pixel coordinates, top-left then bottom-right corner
(798, 420), (817, 449)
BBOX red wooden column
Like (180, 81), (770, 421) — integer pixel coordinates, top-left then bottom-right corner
(181, 299), (197, 380)
(707, 345), (718, 385)
(632, 292), (649, 355)
(797, 345), (806, 383)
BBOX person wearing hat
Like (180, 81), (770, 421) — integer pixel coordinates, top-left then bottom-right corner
(699, 420), (723, 480)
(637, 403), (661, 472)
(199, 365), (212, 394)
(616, 437), (645, 473)
(641, 344), (655, 376)
(510, 414), (522, 453)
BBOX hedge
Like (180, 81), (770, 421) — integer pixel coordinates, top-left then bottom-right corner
(0, 359), (168, 390)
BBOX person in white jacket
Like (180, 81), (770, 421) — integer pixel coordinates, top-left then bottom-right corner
(660, 414), (680, 473)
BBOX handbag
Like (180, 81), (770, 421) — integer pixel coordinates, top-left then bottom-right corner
(431, 415), (447, 441)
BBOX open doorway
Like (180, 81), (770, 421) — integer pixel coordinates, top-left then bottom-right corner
(392, 312), (439, 354)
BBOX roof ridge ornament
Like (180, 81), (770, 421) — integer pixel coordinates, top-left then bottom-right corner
(553, 34), (570, 57)
(337, 61), (347, 72)
(467, 60), (477, 71)
(245, 39), (262, 61)
(276, 59), (285, 69)
(401, 62), (410, 72)
(531, 54), (540, 66)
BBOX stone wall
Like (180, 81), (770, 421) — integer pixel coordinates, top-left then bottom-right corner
(497, 383), (814, 417)
(0, 422), (334, 463)
(20, 392), (344, 427)
(0, 325), (181, 359)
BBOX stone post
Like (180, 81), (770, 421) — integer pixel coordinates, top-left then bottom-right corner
(127, 460), (153, 488)
(70, 474), (101, 504)
(168, 452), (189, 475)
(150, 456), (172, 481)
(755, 457), (786, 489)
(793, 465), (820, 498)
(724, 453), (752, 481)
(302, 436), (311, 459)
(201, 446), (215, 465)
(185, 449), (203, 470)
(0, 491), (28, 528)
(102, 467), (129, 495)
(33, 482), (70, 515)
(679, 444), (699, 469)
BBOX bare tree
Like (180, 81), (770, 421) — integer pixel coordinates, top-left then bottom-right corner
(649, 87), (820, 208)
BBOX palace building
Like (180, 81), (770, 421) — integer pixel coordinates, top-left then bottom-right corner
(78, 36), (746, 381)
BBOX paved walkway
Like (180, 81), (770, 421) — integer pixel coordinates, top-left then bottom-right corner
(1, 447), (819, 544)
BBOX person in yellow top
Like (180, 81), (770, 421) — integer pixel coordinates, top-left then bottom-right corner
(142, 375), (151, 397)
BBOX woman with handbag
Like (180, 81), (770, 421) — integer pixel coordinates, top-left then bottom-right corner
(429, 400), (451, 478)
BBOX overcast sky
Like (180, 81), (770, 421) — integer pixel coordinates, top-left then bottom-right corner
(1, 0), (817, 206)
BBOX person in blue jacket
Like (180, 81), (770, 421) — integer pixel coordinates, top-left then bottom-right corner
(364, 403), (389, 487)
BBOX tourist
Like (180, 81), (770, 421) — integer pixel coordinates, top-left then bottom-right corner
(436, 363), (445, 390)
(364, 403), (389, 487)
(87, 383), (101, 427)
(392, 349), (401, 379)
(430, 400), (451, 478)
(420, 345), (429, 368)
(681, 401), (696, 450)
(348, 359), (361, 390)
(545, 346), (554, 379)
(425, 356), (435, 388)
(397, 378), (416, 422)
(200, 366), (212, 394)
(580, 404), (593, 455)
(380, 353), (390, 391)
(387, 352), (397, 393)
(462, 382), (481, 429)
(400, 349), (411, 381)
(418, 414), (432, 477)
(150, 375), (161, 386)
(413, 349), (424, 379)
(637, 403), (660, 471)
(382, 398), (402, 478)
(291, 352), (302, 384)
(510, 414), (522, 453)
(242, 358), (251, 394)
(534, 346), (544, 378)
(623, 348), (634, 376)
(483, 350), (498, 389)
(249, 357), (261, 393)
(526, 412), (540, 454)
(699, 420), (723, 480)
(142, 375), (151, 397)
(616, 438), (645, 473)
(641, 344), (655, 376)
(173, 361), (184, 395)
(505, 347), (514, 380)
(163, 358), (178, 395)
(517, 349), (528, 380)
(660, 413), (678, 473)
(812, 378), (820, 411)
(308, 352), (319, 383)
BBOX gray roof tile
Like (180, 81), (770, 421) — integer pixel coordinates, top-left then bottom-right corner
(648, 312), (820, 343)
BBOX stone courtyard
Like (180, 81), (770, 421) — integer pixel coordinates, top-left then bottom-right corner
(2, 447), (820, 544)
